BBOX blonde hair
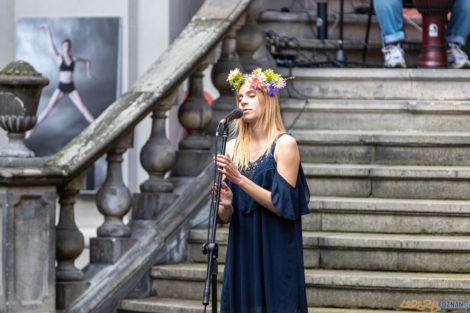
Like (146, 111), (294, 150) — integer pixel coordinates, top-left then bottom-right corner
(231, 87), (286, 170)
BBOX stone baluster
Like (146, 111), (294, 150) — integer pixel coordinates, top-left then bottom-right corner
(133, 91), (178, 219)
(209, 19), (244, 134)
(172, 53), (215, 177)
(236, 0), (276, 71)
(56, 173), (89, 309)
(90, 131), (134, 264)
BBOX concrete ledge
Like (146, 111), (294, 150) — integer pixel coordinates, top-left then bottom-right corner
(282, 99), (470, 132)
(290, 130), (470, 165)
(303, 163), (470, 179)
(278, 68), (470, 100)
(149, 263), (470, 307)
(119, 296), (413, 313)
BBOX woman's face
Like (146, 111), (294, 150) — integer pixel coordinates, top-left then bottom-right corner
(238, 83), (265, 124)
(62, 41), (70, 53)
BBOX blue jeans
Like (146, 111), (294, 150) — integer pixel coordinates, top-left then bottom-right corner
(373, 0), (470, 46)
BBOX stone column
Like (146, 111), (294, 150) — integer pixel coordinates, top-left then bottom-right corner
(0, 185), (57, 313)
(90, 131), (135, 264)
(236, 0), (276, 71)
(133, 91), (178, 219)
(209, 20), (244, 134)
(0, 60), (56, 313)
(56, 173), (89, 309)
(172, 55), (214, 177)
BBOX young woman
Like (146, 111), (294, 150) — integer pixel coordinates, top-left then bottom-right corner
(215, 68), (310, 313)
(27, 24), (95, 138)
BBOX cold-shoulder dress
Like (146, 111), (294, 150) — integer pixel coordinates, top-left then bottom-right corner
(220, 133), (310, 313)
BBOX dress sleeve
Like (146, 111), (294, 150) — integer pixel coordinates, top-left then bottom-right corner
(271, 164), (310, 220)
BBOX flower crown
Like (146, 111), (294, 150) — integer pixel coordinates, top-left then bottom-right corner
(227, 68), (292, 96)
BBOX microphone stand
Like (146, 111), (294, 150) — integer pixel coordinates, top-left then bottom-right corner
(202, 121), (229, 313)
(334, 0), (347, 66)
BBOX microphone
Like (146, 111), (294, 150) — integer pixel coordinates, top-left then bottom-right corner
(219, 108), (243, 126)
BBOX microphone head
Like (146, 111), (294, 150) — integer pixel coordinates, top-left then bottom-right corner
(232, 108), (243, 119)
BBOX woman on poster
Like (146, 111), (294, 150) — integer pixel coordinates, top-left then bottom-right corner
(27, 24), (95, 137)
(215, 68), (310, 313)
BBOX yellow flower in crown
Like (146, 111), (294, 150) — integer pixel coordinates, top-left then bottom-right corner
(227, 67), (292, 95)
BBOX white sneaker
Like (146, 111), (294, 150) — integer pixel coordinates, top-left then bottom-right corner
(382, 43), (406, 68)
(447, 43), (470, 69)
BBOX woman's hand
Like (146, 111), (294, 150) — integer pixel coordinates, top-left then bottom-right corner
(216, 154), (243, 185)
(214, 181), (234, 222)
(214, 181), (233, 207)
(40, 24), (49, 30)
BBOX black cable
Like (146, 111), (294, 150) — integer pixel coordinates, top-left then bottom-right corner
(285, 66), (309, 132)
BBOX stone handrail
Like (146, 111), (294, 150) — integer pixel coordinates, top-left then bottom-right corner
(0, 0), (272, 311)
(45, 0), (250, 177)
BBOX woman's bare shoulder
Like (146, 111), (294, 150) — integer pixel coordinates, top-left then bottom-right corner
(277, 133), (297, 146)
(274, 134), (299, 162)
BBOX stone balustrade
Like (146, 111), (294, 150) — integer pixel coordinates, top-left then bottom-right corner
(0, 0), (271, 311)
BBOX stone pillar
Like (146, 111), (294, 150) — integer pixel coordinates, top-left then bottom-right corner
(133, 91), (178, 219)
(209, 20), (244, 134)
(172, 55), (214, 177)
(236, 0), (276, 71)
(90, 131), (135, 264)
(0, 60), (56, 313)
(56, 173), (89, 309)
(0, 185), (57, 313)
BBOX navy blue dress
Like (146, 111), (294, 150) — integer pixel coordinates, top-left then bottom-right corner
(220, 133), (310, 313)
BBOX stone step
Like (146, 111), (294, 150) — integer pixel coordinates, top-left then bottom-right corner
(281, 98), (470, 132)
(187, 228), (318, 268)
(277, 68), (470, 100)
(188, 229), (470, 272)
(118, 297), (418, 313)
(118, 297), (212, 313)
(303, 163), (470, 199)
(118, 297), (415, 313)
(305, 196), (470, 234)
(291, 129), (470, 165)
(150, 263), (470, 309)
(258, 11), (421, 46)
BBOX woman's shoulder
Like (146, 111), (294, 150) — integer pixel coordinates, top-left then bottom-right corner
(273, 133), (299, 163)
(276, 133), (297, 149)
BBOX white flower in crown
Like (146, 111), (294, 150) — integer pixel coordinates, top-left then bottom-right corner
(227, 68), (242, 83)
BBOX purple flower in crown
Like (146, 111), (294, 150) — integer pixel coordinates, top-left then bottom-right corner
(267, 83), (279, 95)
(273, 78), (286, 89)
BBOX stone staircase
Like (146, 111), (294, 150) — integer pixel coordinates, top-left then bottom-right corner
(118, 68), (470, 313)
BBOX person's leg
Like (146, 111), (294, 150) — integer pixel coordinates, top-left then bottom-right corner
(446, 0), (470, 46)
(373, 0), (406, 67)
(68, 90), (95, 123)
(446, 0), (470, 68)
(373, 0), (405, 44)
(26, 88), (65, 138)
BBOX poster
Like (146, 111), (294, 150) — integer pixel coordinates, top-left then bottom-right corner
(16, 17), (121, 189)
